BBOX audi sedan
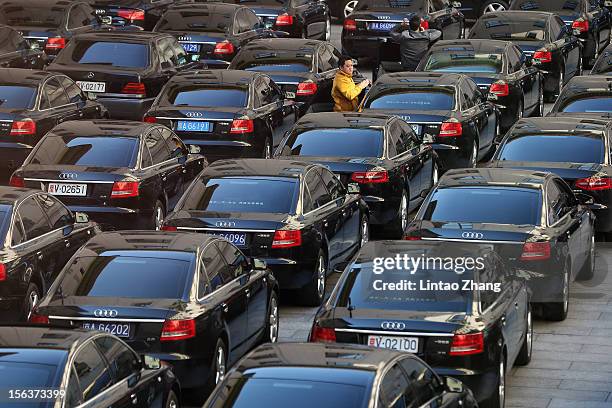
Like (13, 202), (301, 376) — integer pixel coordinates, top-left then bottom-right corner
(310, 240), (532, 407)
(548, 75), (612, 119)
(30, 230), (280, 395)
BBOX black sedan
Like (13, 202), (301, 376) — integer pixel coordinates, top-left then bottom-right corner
(219, 0), (331, 40)
(591, 43), (612, 73)
(0, 187), (98, 321)
(416, 39), (543, 131)
(0, 326), (180, 408)
(342, 0), (464, 60)
(204, 342), (478, 408)
(30, 230), (280, 394)
(144, 69), (299, 161)
(162, 159), (368, 306)
(87, 0), (174, 30)
(310, 240), (532, 407)
(0, 25), (47, 69)
(153, 2), (274, 69)
(0, 69), (106, 181)
(0, 0), (101, 61)
(548, 74), (612, 119)
(46, 31), (204, 121)
(488, 116), (612, 236)
(509, 0), (611, 67)
(10, 120), (206, 230)
(468, 11), (582, 101)
(274, 112), (437, 237)
(360, 72), (499, 170)
(229, 38), (341, 114)
(405, 168), (597, 320)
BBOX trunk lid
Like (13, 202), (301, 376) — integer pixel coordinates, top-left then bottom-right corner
(350, 11), (416, 36)
(45, 63), (146, 95)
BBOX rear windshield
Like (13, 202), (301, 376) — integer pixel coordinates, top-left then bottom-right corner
(67, 41), (149, 68)
(2, 6), (63, 28)
(512, 0), (579, 10)
(180, 176), (299, 213)
(155, 11), (231, 33)
(54, 255), (193, 300)
(0, 85), (37, 109)
(423, 53), (503, 74)
(356, 0), (425, 11)
(0, 359), (61, 407)
(167, 86), (248, 108)
(498, 134), (605, 163)
(365, 90), (455, 110)
(469, 19), (547, 41)
(423, 187), (542, 225)
(560, 96), (612, 113)
(280, 128), (384, 158)
(220, 377), (369, 408)
(29, 136), (138, 168)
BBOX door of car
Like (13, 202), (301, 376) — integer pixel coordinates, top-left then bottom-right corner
(0, 28), (31, 68)
(144, 128), (181, 209)
(508, 45), (539, 110)
(401, 120), (434, 196)
(159, 128), (187, 209)
(551, 17), (581, 78)
(59, 76), (99, 119)
(257, 76), (297, 146)
(390, 120), (424, 204)
(315, 45), (338, 109)
(39, 77), (79, 129)
(376, 361), (414, 408)
(466, 79), (496, 153)
(66, 340), (115, 407)
(428, 0), (462, 40)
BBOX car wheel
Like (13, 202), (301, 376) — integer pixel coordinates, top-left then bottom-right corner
(468, 139), (478, 168)
(481, 0), (508, 15)
(359, 214), (369, 248)
(515, 306), (533, 366)
(531, 78), (544, 117)
(516, 98), (524, 121)
(262, 291), (279, 343)
(165, 390), (179, 408)
(545, 263), (570, 321)
(24, 283), (41, 321)
(301, 250), (327, 306)
(482, 355), (505, 408)
(577, 234), (595, 281)
(209, 338), (227, 390)
(483, 120), (499, 162)
(577, 48), (584, 73)
(556, 67), (565, 97)
(324, 15), (331, 41)
(263, 137), (272, 159)
(432, 161), (439, 186)
(152, 200), (165, 231)
(343, 0), (358, 17)
(390, 189), (409, 238)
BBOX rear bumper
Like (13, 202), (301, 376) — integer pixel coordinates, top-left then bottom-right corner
(67, 205), (151, 230)
(97, 96), (155, 121)
(435, 367), (498, 403)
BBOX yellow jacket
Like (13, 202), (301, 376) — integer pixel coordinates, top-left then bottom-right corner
(332, 70), (362, 112)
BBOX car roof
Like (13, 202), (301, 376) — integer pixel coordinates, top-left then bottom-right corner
(0, 187), (42, 205)
(169, 69), (258, 87)
(560, 75), (612, 95)
(73, 31), (171, 43)
(295, 112), (392, 129)
(374, 71), (464, 88)
(437, 167), (551, 188)
(241, 38), (325, 54)
(47, 120), (155, 138)
(510, 117), (612, 134)
(429, 39), (511, 54)
(0, 68), (54, 85)
(0, 326), (99, 350)
(475, 10), (554, 22)
(81, 231), (215, 254)
(203, 158), (316, 178)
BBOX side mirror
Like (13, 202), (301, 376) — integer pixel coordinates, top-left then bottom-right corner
(189, 144), (202, 154)
(575, 192), (594, 205)
(141, 355), (161, 370)
(29, 41), (40, 50)
(74, 212), (89, 224)
(253, 258), (267, 270)
(445, 376), (464, 393)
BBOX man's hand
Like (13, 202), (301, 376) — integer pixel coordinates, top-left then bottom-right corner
(359, 79), (370, 89)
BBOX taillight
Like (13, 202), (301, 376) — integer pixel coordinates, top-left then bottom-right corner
(296, 81), (318, 96)
(9, 175), (24, 188)
(214, 41), (235, 56)
(439, 121), (462, 137)
(351, 171), (389, 183)
(45, 37), (65, 51)
(29, 313), (49, 324)
(344, 19), (357, 31)
(160, 319), (196, 341)
(161, 225), (178, 231)
(309, 324), (336, 343)
(10, 120), (36, 136)
(403, 235), (422, 240)
(533, 50), (552, 64)
(520, 242), (551, 261)
(571, 18), (589, 33)
(276, 13), (294, 26)
(143, 116), (157, 123)
(121, 82), (146, 96)
(230, 119), (254, 134)
(489, 80), (509, 97)
(111, 181), (139, 198)
(420, 18), (429, 29)
(0, 264), (5, 281)
(272, 230), (302, 248)
(117, 8), (145, 21)
(450, 332), (484, 355)
(575, 176), (612, 191)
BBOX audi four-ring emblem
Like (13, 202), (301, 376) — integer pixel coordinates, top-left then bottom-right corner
(381, 321), (406, 330)
(59, 173), (77, 180)
(461, 232), (484, 239)
(94, 309), (118, 318)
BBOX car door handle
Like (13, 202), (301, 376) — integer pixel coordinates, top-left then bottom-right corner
(221, 303), (229, 313)
(515, 302), (519, 309)
(162, 176), (167, 181)
(501, 315), (506, 326)
(36, 251), (43, 261)
(245, 289), (251, 298)
(65, 241), (71, 248)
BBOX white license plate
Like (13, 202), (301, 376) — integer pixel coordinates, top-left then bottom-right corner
(76, 81), (106, 93)
(411, 124), (422, 134)
(48, 183), (87, 196)
(82, 322), (131, 338)
(367, 335), (419, 352)
(285, 91), (296, 99)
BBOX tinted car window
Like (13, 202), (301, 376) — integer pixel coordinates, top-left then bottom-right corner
(67, 41), (150, 68)
(55, 255), (193, 300)
(0, 85), (37, 109)
(36, 195), (72, 230)
(320, 169), (344, 200)
(423, 53), (503, 73)
(30, 136), (139, 168)
(0, 358), (62, 389)
(1, 5), (64, 27)
(498, 134), (605, 163)
(202, 243), (227, 291)
(168, 87), (248, 107)
(155, 10), (231, 33)
(73, 343), (112, 401)
(11, 213), (26, 246)
(60, 77), (85, 104)
(94, 337), (139, 382)
(217, 240), (248, 280)
(365, 90), (455, 111)
(66, 367), (82, 407)
(180, 176), (299, 214)
(146, 130), (172, 165)
(281, 129), (384, 158)
(380, 364), (410, 407)
(469, 18), (547, 41)
(45, 78), (69, 108)
(399, 359), (439, 406)
(560, 97), (612, 113)
(305, 170), (331, 209)
(18, 197), (51, 240)
(423, 187), (542, 225)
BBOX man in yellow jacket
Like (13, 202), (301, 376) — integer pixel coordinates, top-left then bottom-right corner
(332, 56), (370, 112)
